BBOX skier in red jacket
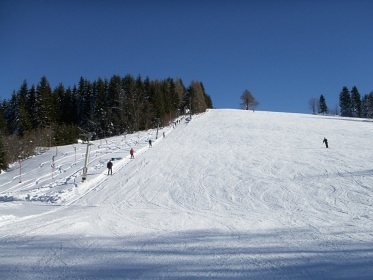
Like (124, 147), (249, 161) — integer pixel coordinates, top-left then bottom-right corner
(130, 148), (135, 159)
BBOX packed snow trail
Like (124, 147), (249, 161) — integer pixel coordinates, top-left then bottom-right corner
(0, 109), (373, 279)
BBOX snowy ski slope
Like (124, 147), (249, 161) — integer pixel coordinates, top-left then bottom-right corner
(0, 109), (372, 279)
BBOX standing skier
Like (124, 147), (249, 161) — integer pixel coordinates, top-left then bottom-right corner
(323, 137), (328, 148)
(107, 160), (113, 175)
(130, 148), (135, 159)
(149, 139), (152, 148)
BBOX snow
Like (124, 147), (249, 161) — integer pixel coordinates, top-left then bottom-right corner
(1, 109), (372, 279)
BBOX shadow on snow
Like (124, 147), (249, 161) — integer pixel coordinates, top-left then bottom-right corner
(1, 228), (372, 279)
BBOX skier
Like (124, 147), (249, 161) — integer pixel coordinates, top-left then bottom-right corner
(149, 139), (152, 148)
(130, 148), (135, 159)
(163, 132), (165, 138)
(107, 160), (113, 175)
(323, 137), (328, 148)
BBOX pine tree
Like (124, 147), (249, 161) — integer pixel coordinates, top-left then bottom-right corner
(122, 74), (136, 133)
(198, 82), (213, 109)
(0, 104), (8, 136)
(77, 77), (93, 131)
(17, 106), (32, 136)
(53, 83), (65, 124)
(140, 76), (154, 130)
(189, 81), (208, 114)
(26, 85), (38, 129)
(35, 76), (54, 127)
(319, 95), (328, 115)
(13, 81), (32, 136)
(92, 78), (108, 138)
(133, 75), (149, 131)
(5, 92), (18, 134)
(0, 136), (8, 173)
(339, 86), (352, 117)
(350, 86), (361, 117)
(361, 91), (373, 118)
(152, 82), (166, 123)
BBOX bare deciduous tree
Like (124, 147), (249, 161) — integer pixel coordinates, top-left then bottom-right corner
(240, 90), (259, 111)
(308, 97), (319, 114)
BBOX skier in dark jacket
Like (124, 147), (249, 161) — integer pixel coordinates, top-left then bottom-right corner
(323, 137), (328, 148)
(149, 139), (152, 148)
(107, 160), (113, 175)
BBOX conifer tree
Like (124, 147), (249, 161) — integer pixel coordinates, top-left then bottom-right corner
(26, 85), (38, 129)
(17, 106), (32, 136)
(18, 80), (28, 108)
(5, 92), (18, 134)
(0, 105), (9, 137)
(200, 82), (213, 109)
(361, 91), (373, 118)
(188, 81), (208, 114)
(135, 75), (151, 131)
(153, 82), (166, 123)
(174, 78), (186, 113)
(122, 74), (136, 133)
(14, 82), (32, 136)
(319, 94), (328, 115)
(350, 86), (361, 117)
(92, 78), (108, 138)
(0, 135), (8, 173)
(36, 76), (54, 127)
(53, 83), (65, 124)
(140, 76), (154, 130)
(339, 86), (352, 117)
(77, 77), (93, 131)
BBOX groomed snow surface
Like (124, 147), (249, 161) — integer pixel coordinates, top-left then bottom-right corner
(1, 109), (372, 279)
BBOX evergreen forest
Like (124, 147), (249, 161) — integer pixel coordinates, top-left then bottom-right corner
(0, 75), (213, 172)
(310, 86), (373, 117)
(338, 86), (373, 118)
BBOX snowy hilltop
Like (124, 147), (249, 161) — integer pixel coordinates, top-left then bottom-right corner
(0, 109), (372, 279)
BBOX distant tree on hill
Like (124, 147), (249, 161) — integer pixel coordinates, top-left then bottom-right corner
(240, 90), (259, 111)
(308, 97), (318, 114)
(319, 95), (328, 114)
(361, 92), (373, 118)
(339, 86), (352, 117)
(350, 86), (361, 117)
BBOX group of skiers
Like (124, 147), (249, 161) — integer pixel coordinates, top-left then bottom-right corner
(106, 139), (154, 175)
(106, 129), (329, 175)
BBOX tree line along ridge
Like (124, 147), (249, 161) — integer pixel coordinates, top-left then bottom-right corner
(0, 74), (213, 172)
(309, 86), (373, 117)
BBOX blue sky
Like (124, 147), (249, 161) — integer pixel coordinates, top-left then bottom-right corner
(1, 0), (372, 113)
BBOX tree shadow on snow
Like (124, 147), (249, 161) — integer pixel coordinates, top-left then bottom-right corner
(1, 228), (372, 279)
